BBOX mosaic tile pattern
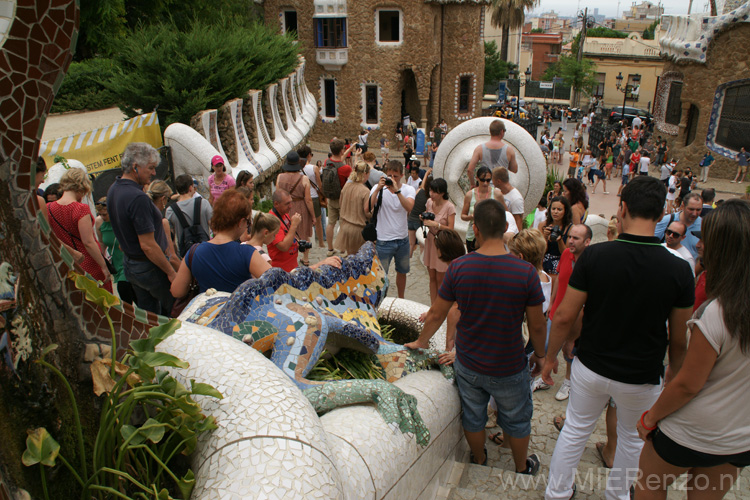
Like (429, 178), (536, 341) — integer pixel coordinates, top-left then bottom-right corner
(182, 243), (455, 447)
(660, 3), (750, 63)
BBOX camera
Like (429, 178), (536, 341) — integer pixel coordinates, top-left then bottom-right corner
(297, 239), (313, 251)
(421, 211), (435, 221)
(384, 177), (394, 187)
(549, 225), (562, 242)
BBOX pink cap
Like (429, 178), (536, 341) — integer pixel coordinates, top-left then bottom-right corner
(211, 155), (224, 167)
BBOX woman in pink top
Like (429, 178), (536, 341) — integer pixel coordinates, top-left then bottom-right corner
(420, 178), (456, 304)
(208, 155), (235, 205)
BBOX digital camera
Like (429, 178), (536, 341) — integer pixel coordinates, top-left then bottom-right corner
(297, 239), (313, 251)
(421, 212), (436, 221)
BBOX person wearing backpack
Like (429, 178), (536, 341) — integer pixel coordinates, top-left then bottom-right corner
(321, 138), (352, 256)
(166, 174), (213, 258)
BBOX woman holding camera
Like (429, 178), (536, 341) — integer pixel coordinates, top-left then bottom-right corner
(539, 195), (572, 278)
(334, 161), (372, 256)
(421, 178), (456, 304)
(277, 152), (315, 266)
(461, 166), (504, 252)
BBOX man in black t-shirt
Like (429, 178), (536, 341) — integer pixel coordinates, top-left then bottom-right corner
(107, 143), (176, 316)
(541, 176), (694, 500)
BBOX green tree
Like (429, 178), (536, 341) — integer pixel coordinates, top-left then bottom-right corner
(484, 41), (511, 84)
(642, 19), (660, 40)
(544, 54), (598, 105)
(107, 18), (299, 127)
(76, 0), (262, 59)
(489, 0), (540, 61)
(570, 26), (628, 56)
(530, 28), (545, 33)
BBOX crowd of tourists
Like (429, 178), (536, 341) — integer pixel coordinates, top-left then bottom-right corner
(37, 114), (750, 499)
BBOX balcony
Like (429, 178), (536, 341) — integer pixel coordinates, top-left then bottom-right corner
(543, 52), (560, 63)
(316, 48), (348, 71)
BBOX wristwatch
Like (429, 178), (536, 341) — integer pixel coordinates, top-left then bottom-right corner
(394, 190), (401, 194)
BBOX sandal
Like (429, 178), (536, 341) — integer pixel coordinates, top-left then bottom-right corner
(300, 259), (310, 267)
(488, 432), (504, 446)
(554, 415), (566, 432)
(596, 442), (613, 469)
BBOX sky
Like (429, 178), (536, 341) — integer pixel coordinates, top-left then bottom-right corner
(530, 0), (707, 19)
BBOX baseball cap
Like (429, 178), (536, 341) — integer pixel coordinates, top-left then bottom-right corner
(211, 155), (224, 167)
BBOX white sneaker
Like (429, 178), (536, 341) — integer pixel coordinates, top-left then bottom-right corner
(555, 380), (571, 401)
(531, 377), (551, 392)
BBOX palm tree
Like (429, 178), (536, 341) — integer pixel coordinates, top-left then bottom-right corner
(489, 0), (540, 62)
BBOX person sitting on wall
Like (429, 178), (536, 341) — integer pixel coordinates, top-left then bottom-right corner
(466, 120), (519, 187)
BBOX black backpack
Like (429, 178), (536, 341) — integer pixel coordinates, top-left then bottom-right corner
(320, 159), (342, 200)
(170, 198), (210, 258)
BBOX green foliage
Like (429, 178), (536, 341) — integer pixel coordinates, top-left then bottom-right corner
(51, 59), (119, 113)
(643, 20), (660, 40)
(543, 55), (598, 97)
(307, 325), (396, 382)
(76, 0), (262, 59)
(23, 273), (222, 499)
(484, 41), (512, 84)
(530, 28), (545, 33)
(106, 19), (299, 127)
(570, 27), (628, 56)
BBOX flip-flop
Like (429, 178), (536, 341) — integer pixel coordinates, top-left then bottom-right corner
(554, 415), (565, 432)
(488, 432), (504, 446)
(596, 442), (613, 469)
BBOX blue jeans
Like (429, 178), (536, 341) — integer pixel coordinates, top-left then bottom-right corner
(454, 358), (533, 437)
(124, 256), (174, 317)
(376, 237), (410, 274)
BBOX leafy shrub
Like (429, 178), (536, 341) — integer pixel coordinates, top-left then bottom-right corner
(51, 58), (118, 113)
(107, 18), (299, 127)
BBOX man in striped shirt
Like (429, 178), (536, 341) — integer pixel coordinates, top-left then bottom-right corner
(406, 198), (547, 475)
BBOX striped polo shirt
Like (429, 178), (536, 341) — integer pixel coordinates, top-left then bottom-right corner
(440, 252), (544, 377)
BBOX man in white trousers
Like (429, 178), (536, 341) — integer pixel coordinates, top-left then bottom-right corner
(541, 176), (694, 500)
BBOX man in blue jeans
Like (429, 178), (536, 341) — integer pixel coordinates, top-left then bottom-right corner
(369, 160), (415, 298)
(406, 199), (547, 475)
(107, 143), (176, 316)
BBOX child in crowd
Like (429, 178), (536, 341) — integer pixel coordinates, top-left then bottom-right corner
(245, 212), (281, 263)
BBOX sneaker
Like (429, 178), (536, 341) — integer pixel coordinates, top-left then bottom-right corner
(603, 191), (610, 194)
(555, 380), (571, 401)
(326, 249), (337, 257)
(531, 376), (551, 392)
(731, 180), (737, 183)
(518, 453), (540, 475)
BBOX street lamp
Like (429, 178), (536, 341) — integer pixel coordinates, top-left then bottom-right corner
(615, 72), (641, 124)
(510, 67), (532, 119)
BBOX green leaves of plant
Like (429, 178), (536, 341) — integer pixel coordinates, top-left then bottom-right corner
(121, 418), (166, 446)
(131, 319), (181, 354)
(190, 381), (223, 400)
(69, 271), (120, 308)
(21, 428), (60, 467)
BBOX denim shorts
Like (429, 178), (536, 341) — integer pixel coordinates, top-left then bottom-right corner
(376, 237), (410, 274)
(454, 358), (533, 437)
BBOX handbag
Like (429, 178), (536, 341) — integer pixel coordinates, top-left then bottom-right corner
(361, 189), (383, 242)
(170, 243), (200, 317)
(309, 174), (328, 208)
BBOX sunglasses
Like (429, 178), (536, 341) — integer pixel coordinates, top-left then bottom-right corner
(479, 178), (492, 183)
(665, 229), (683, 238)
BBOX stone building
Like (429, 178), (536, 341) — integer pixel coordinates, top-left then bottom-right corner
(654, 3), (750, 179)
(260, 0), (488, 143)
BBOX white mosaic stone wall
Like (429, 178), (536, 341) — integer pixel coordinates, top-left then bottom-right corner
(161, 298), (463, 499)
(432, 117), (547, 239)
(165, 58), (318, 183)
(659, 3), (750, 64)
(0, 0), (14, 49)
